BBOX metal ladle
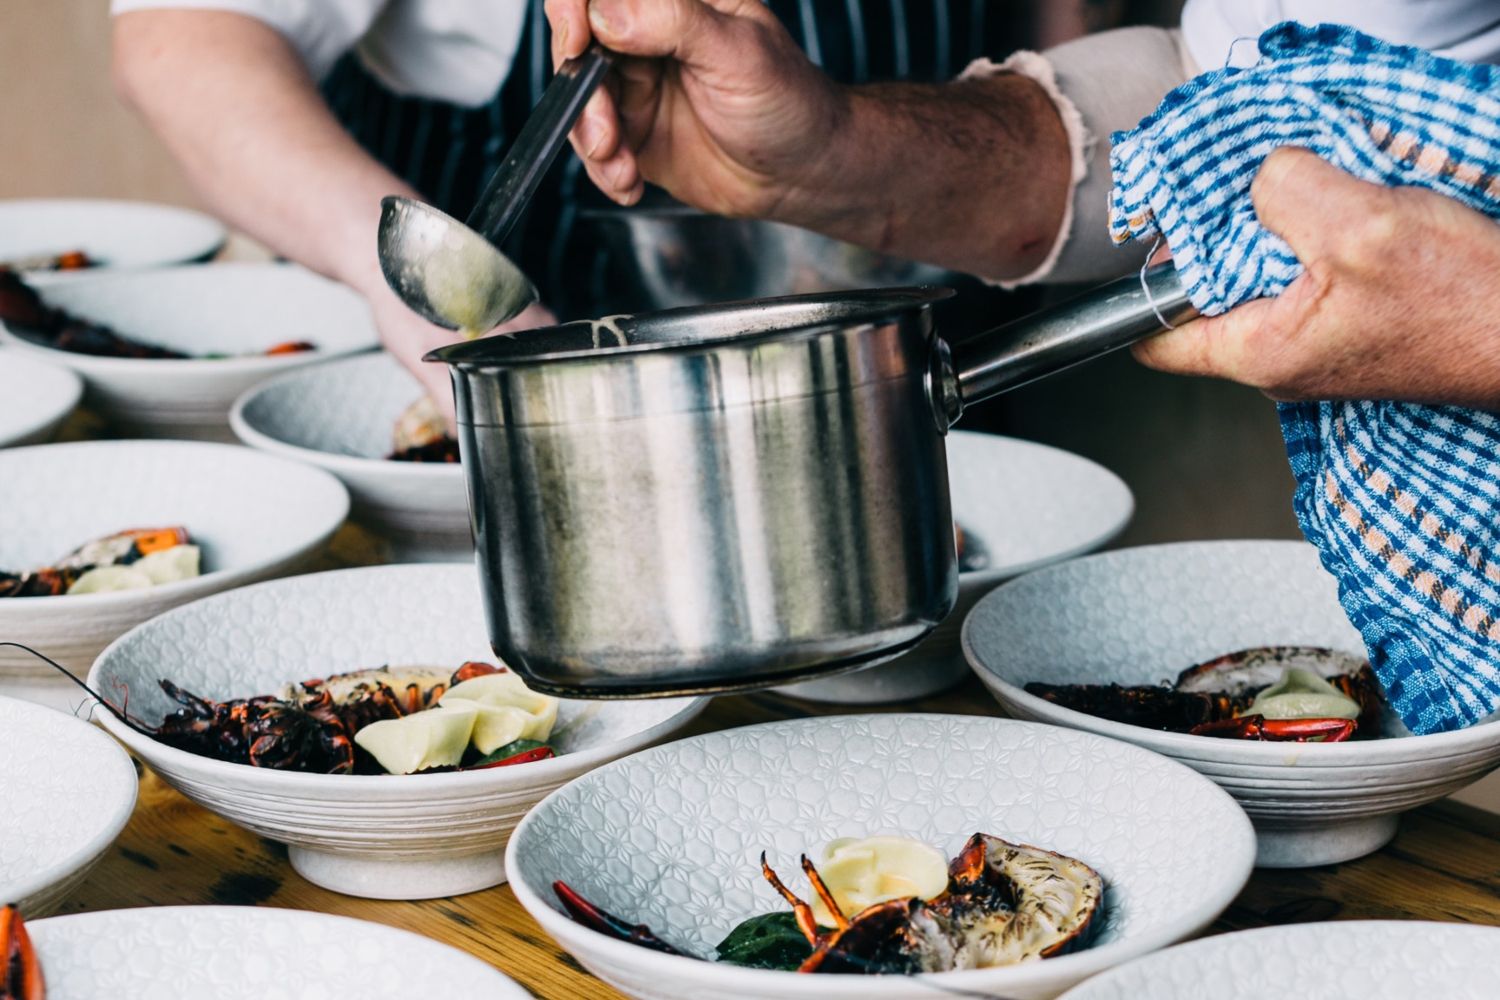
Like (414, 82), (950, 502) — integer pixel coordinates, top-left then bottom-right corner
(377, 45), (614, 333)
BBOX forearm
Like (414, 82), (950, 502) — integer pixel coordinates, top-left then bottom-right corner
(783, 73), (1072, 280)
(112, 10), (407, 297)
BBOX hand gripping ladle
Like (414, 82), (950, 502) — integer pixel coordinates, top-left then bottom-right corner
(377, 45), (614, 334)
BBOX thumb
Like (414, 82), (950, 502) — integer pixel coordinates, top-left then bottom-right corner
(588, 0), (763, 68)
(1251, 147), (1383, 262)
(1129, 296), (1279, 382)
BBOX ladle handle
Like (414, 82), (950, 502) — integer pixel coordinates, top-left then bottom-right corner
(465, 44), (615, 247)
(937, 262), (1198, 425)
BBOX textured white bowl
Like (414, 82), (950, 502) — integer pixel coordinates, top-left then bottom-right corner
(0, 198), (224, 273)
(964, 540), (1500, 868)
(231, 352), (469, 561)
(27, 906), (531, 998)
(0, 263), (379, 440)
(89, 563), (707, 900)
(1058, 921), (1500, 999)
(0, 696), (137, 916)
(0, 349), (82, 447)
(0, 440), (349, 708)
(506, 714), (1256, 1000)
(777, 432), (1132, 703)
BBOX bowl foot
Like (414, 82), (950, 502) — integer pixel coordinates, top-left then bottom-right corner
(771, 651), (969, 704)
(1253, 814), (1400, 868)
(288, 846), (506, 899)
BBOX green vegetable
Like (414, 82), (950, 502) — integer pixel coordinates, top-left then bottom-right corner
(715, 912), (812, 971)
(1249, 668), (1361, 721)
(471, 739), (550, 766)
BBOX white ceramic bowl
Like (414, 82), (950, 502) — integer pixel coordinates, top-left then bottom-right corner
(0, 440), (349, 708)
(1058, 921), (1500, 999)
(0, 696), (137, 915)
(27, 906), (531, 998)
(231, 352), (468, 560)
(964, 540), (1500, 868)
(89, 563), (707, 900)
(0, 198), (224, 273)
(506, 714), (1256, 1000)
(0, 349), (82, 447)
(778, 432), (1132, 703)
(0, 263), (379, 440)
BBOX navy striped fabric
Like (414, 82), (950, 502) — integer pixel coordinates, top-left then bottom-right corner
(1110, 22), (1500, 734)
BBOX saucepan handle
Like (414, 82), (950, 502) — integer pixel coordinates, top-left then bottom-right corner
(929, 262), (1199, 430)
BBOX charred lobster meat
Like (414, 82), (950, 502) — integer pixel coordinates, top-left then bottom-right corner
(1026, 646), (1384, 742)
(1, 904), (42, 1000)
(555, 833), (1103, 975)
(0, 268), (314, 359)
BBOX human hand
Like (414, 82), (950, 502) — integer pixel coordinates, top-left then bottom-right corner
(1133, 147), (1500, 409)
(369, 285), (556, 430)
(545, 0), (845, 220)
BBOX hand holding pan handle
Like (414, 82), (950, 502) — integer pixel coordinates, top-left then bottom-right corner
(929, 262), (1199, 431)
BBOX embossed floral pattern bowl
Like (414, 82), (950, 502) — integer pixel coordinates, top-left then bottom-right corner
(506, 714), (1255, 1000)
(89, 564), (707, 900)
(964, 540), (1500, 868)
(1058, 921), (1500, 999)
(27, 906), (531, 998)
(0, 696), (137, 916)
(0, 440), (349, 710)
(231, 351), (469, 561)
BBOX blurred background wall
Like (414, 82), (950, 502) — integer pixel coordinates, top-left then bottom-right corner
(1, 2), (195, 204)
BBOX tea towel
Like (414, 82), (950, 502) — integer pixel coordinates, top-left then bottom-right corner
(1109, 21), (1500, 734)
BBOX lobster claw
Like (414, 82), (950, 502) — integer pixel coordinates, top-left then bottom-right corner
(2, 903), (44, 1000)
(1258, 717), (1356, 742)
(1188, 715), (1356, 742)
(553, 881), (686, 956)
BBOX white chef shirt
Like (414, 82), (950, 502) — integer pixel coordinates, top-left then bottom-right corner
(109, 0), (530, 107)
(113, 0), (1500, 111)
(1181, 0), (1500, 69)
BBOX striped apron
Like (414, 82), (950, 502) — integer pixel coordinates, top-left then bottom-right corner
(322, 0), (1031, 316)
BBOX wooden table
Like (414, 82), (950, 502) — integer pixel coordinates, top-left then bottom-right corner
(59, 524), (1500, 998)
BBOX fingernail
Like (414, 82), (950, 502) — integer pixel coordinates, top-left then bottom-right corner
(588, 0), (620, 37)
(577, 115), (603, 158)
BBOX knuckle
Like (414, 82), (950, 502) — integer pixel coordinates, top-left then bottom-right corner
(1338, 198), (1401, 269)
(1251, 148), (1302, 207)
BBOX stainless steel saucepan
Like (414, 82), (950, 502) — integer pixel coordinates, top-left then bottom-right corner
(428, 264), (1196, 697)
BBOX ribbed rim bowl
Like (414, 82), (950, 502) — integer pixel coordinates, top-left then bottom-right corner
(964, 540), (1500, 767)
(89, 564), (706, 803)
(0, 696), (138, 913)
(505, 713), (1256, 999)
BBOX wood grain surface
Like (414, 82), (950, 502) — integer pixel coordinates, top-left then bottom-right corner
(57, 522), (1500, 998)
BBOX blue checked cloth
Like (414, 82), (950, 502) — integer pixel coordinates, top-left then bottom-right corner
(1108, 22), (1500, 734)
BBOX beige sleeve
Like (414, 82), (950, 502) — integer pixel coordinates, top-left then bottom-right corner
(964, 26), (1200, 286)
